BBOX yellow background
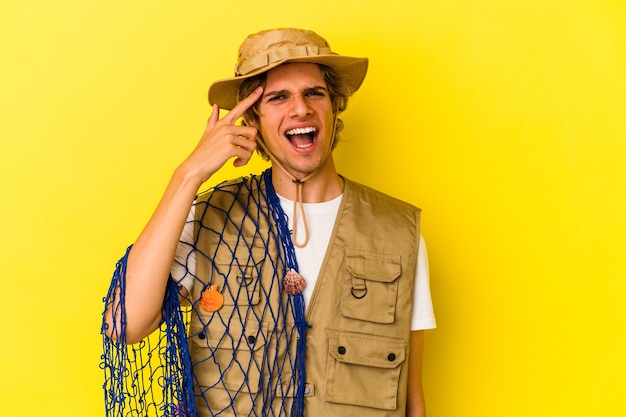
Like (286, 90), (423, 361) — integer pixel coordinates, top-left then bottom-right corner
(1, 0), (624, 416)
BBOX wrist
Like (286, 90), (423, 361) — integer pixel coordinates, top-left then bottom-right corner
(173, 162), (210, 190)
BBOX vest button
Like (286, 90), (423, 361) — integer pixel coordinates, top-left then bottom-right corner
(247, 335), (256, 344)
(338, 346), (346, 355)
(387, 353), (396, 361)
(198, 332), (206, 340)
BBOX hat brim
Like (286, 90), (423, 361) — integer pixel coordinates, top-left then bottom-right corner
(208, 54), (368, 110)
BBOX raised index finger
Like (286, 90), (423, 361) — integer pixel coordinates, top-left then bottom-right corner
(221, 86), (264, 125)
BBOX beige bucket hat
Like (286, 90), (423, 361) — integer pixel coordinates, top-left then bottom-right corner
(208, 28), (369, 110)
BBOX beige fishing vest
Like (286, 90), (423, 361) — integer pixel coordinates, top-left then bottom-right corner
(190, 173), (420, 417)
(303, 179), (420, 417)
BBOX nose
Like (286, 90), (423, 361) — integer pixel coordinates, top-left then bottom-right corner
(289, 93), (312, 118)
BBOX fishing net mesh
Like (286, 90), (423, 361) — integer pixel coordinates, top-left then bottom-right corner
(101, 169), (306, 417)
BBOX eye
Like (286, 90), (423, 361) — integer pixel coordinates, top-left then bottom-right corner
(266, 93), (288, 102)
(305, 90), (325, 98)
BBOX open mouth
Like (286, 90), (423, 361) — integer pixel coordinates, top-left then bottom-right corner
(285, 126), (318, 149)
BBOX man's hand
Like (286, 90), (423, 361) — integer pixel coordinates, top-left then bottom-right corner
(180, 86), (264, 183)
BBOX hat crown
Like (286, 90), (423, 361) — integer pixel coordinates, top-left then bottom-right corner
(235, 28), (333, 76)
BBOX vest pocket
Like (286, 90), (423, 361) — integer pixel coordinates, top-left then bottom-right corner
(341, 248), (401, 324)
(190, 320), (269, 394)
(212, 261), (262, 306)
(211, 238), (266, 306)
(325, 330), (405, 410)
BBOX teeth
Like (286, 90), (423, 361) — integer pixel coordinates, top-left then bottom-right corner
(286, 126), (317, 136)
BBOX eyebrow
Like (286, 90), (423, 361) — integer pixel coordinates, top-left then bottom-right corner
(263, 85), (329, 99)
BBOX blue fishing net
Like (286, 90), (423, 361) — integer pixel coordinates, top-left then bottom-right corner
(101, 169), (307, 417)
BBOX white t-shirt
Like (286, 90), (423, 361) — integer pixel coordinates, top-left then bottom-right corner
(172, 194), (436, 331)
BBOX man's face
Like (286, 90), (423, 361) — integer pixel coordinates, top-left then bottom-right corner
(252, 63), (335, 179)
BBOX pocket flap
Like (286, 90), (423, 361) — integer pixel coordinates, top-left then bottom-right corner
(191, 320), (268, 352)
(190, 321), (269, 393)
(211, 237), (266, 306)
(345, 248), (401, 283)
(327, 330), (405, 369)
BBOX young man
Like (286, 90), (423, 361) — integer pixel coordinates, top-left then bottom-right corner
(102, 28), (435, 417)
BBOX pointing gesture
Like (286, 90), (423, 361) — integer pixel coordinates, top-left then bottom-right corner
(180, 86), (264, 184)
